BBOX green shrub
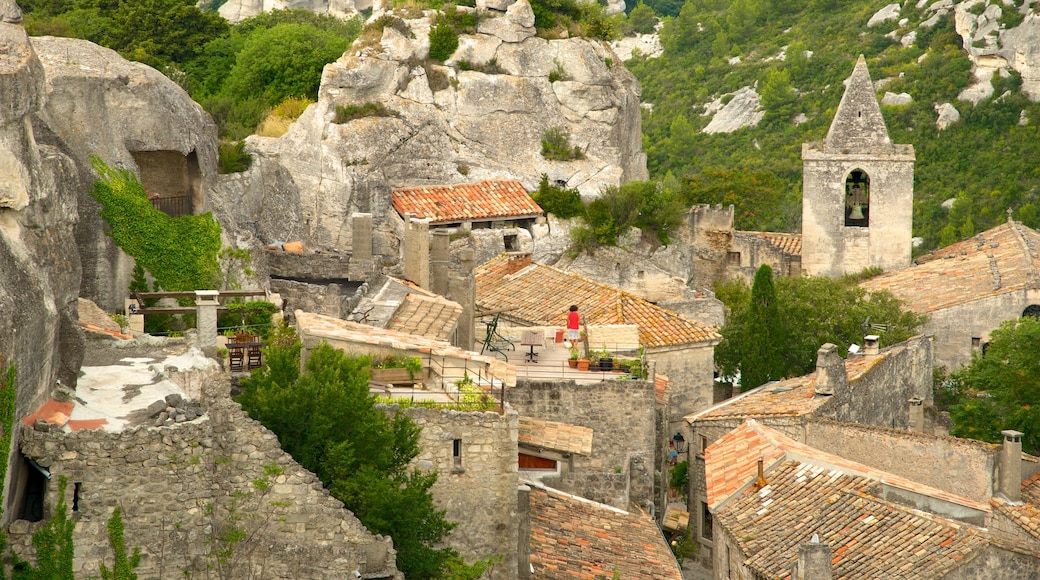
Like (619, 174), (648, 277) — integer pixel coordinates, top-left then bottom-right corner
(541, 126), (585, 161)
(334, 102), (397, 123)
(429, 20), (459, 61)
(532, 174), (585, 219)
(218, 140), (253, 174)
(627, 1), (658, 34)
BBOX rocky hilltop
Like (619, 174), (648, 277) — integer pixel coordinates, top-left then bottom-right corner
(231, 0), (646, 250)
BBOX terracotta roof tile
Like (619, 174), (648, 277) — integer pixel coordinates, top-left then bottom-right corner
(527, 483), (683, 580)
(518, 416), (593, 456)
(476, 254), (720, 348)
(861, 220), (1040, 313)
(743, 231), (803, 256)
(992, 471), (1040, 542)
(392, 180), (543, 224)
(386, 293), (462, 340)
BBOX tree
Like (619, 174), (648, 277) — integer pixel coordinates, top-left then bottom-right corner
(715, 271), (927, 390)
(948, 317), (1040, 454)
(236, 327), (459, 578)
(730, 265), (788, 390)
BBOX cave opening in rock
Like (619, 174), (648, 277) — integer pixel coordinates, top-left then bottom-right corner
(131, 150), (202, 217)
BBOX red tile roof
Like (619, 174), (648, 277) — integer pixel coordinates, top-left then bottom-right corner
(743, 231), (803, 256)
(527, 483), (683, 580)
(861, 220), (1040, 313)
(518, 416), (593, 456)
(476, 254), (720, 348)
(992, 471), (1040, 541)
(391, 180), (543, 224)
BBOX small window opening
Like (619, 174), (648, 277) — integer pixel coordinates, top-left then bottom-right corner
(72, 482), (81, 512)
(727, 251), (741, 266)
(19, 457), (47, 522)
(700, 500), (713, 541)
(844, 169), (870, 227)
(452, 439), (462, 467)
(503, 234), (519, 252)
(858, 110), (862, 118)
(700, 435), (709, 454)
(971, 337), (981, 351)
(1024, 305), (1040, 318)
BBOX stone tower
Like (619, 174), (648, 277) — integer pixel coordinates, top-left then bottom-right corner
(801, 55), (914, 277)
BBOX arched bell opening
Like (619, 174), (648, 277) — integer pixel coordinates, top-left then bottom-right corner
(844, 169), (870, 227)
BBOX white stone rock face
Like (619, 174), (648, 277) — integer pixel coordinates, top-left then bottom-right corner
(702, 86), (764, 134)
(610, 32), (663, 61)
(234, 3), (646, 250)
(868, 3), (901, 27)
(935, 102), (961, 130)
(882, 92), (913, 106)
(218, 0), (371, 24)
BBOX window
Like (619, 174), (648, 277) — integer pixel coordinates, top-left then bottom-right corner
(971, 337), (981, 351)
(727, 252), (741, 266)
(504, 234), (519, 251)
(73, 482), (81, 512)
(700, 500), (713, 541)
(844, 169), (870, 227)
(700, 435), (709, 455)
(453, 439), (462, 468)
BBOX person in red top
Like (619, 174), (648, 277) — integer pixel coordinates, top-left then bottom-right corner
(566, 305), (581, 344)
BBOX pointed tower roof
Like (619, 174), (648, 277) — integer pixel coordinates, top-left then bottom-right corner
(824, 55), (891, 151)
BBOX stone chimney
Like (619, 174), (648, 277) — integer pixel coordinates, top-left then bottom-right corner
(504, 252), (532, 275)
(908, 396), (924, 432)
(864, 334), (880, 356)
(998, 430), (1024, 503)
(517, 485), (532, 579)
(790, 534), (833, 580)
(430, 229), (450, 296)
(403, 215), (430, 289)
(448, 248), (475, 350)
(814, 343), (842, 396)
(349, 212), (373, 279)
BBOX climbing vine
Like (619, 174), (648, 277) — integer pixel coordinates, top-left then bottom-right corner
(89, 156), (222, 291)
(99, 507), (141, 580)
(12, 476), (75, 580)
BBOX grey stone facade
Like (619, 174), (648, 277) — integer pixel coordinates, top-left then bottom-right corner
(401, 405), (520, 580)
(507, 379), (657, 511)
(15, 379), (402, 579)
(801, 56), (914, 277)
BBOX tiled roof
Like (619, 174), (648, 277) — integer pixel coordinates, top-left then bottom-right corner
(475, 254), (720, 348)
(391, 180), (543, 224)
(527, 482), (683, 580)
(518, 416), (593, 456)
(743, 231), (802, 256)
(386, 293), (462, 341)
(295, 310), (515, 386)
(992, 471), (1040, 541)
(719, 461), (987, 580)
(704, 420), (989, 513)
(688, 349), (889, 422)
(861, 220), (1040, 313)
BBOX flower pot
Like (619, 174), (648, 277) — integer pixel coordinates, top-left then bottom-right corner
(568, 359), (579, 368)
(577, 359), (590, 371)
(598, 358), (613, 371)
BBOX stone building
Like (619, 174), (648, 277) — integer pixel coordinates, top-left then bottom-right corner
(476, 252), (720, 435)
(801, 55), (914, 277)
(684, 335), (935, 573)
(705, 420), (1040, 579)
(861, 217), (1040, 370)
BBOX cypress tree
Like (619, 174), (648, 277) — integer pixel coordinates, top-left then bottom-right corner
(740, 264), (788, 391)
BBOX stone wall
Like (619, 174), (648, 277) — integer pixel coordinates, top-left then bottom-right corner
(943, 546), (1040, 579)
(271, 279), (364, 323)
(805, 420), (997, 505)
(401, 405), (519, 580)
(924, 289), (1040, 371)
(265, 248), (353, 281)
(650, 343), (716, 436)
(507, 379), (657, 510)
(14, 379), (402, 579)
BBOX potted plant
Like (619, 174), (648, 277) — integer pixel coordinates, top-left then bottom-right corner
(568, 344), (580, 368)
(576, 358), (590, 371)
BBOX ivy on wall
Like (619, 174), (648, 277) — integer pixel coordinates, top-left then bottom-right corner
(89, 157), (222, 291)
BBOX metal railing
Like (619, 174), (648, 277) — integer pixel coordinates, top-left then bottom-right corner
(151, 195), (191, 217)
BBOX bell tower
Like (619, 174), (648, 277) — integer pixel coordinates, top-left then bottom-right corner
(801, 55), (914, 277)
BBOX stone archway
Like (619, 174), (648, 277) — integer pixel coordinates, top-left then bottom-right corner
(131, 150), (201, 217)
(1024, 304), (1040, 318)
(844, 169), (870, 227)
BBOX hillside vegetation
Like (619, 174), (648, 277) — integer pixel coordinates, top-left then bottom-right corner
(626, 0), (1040, 250)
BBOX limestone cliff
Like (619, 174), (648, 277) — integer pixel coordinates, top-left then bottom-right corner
(233, 1), (647, 251)
(0, 21), (84, 512)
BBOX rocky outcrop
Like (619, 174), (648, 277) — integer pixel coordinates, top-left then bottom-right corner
(867, 3), (900, 28)
(217, 0), (372, 24)
(235, 1), (647, 252)
(610, 31), (664, 61)
(0, 22), (84, 513)
(935, 102), (961, 129)
(951, 2), (1040, 101)
(702, 86), (764, 134)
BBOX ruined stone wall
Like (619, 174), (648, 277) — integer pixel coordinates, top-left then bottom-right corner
(942, 546), (1040, 579)
(14, 382), (401, 579)
(265, 248), (352, 280)
(401, 406), (519, 580)
(805, 420), (997, 504)
(729, 232), (801, 281)
(271, 279), (363, 323)
(507, 379), (656, 510)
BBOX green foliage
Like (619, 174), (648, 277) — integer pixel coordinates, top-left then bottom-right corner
(715, 272), (927, 388)
(334, 102), (398, 123)
(586, 181), (683, 246)
(948, 317), (1040, 454)
(443, 554), (502, 580)
(626, 1), (658, 34)
(217, 140), (253, 174)
(236, 329), (461, 578)
(670, 460), (689, 492)
(429, 20), (460, 61)
(372, 354), (424, 379)
(218, 301), (278, 338)
(218, 246), (255, 290)
(13, 477), (75, 580)
(669, 528), (697, 563)
(532, 174), (585, 219)
(99, 507), (141, 580)
(90, 158), (222, 291)
(541, 126), (585, 161)
(736, 265), (788, 391)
